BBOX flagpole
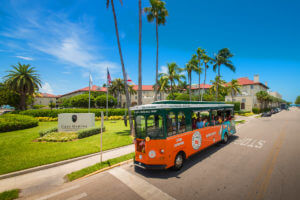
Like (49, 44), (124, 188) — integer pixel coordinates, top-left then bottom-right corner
(106, 68), (109, 120)
(88, 73), (91, 113)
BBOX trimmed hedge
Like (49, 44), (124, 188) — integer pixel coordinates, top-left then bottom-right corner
(0, 114), (39, 132)
(77, 127), (105, 139)
(226, 102), (241, 111)
(19, 108), (129, 118)
(39, 127), (58, 137)
(252, 107), (261, 114)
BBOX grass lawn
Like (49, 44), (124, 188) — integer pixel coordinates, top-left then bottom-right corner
(0, 120), (132, 175)
(67, 152), (134, 181)
(235, 120), (246, 125)
(0, 189), (19, 200)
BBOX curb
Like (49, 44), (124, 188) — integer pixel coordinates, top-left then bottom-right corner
(70, 159), (133, 182)
(0, 144), (134, 180)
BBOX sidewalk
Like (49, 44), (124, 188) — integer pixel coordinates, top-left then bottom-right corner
(0, 144), (134, 197)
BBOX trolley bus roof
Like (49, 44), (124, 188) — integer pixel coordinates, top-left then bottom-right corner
(131, 101), (234, 111)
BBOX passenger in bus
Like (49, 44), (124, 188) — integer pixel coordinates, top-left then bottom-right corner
(210, 117), (216, 126)
(218, 116), (223, 124)
(196, 118), (204, 129)
(203, 118), (209, 127)
(192, 117), (197, 130)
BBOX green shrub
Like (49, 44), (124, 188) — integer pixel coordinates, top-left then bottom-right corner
(226, 102), (241, 111)
(95, 95), (117, 108)
(70, 94), (95, 108)
(175, 93), (196, 101)
(32, 105), (46, 109)
(39, 127), (58, 137)
(0, 114), (38, 132)
(167, 93), (181, 100)
(77, 127), (104, 139)
(19, 108), (129, 118)
(252, 107), (261, 114)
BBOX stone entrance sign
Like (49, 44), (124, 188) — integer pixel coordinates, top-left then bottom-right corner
(58, 113), (95, 132)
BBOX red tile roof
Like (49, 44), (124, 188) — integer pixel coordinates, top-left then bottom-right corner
(60, 85), (107, 97)
(132, 85), (153, 91)
(191, 84), (211, 90)
(38, 93), (58, 98)
(226, 77), (269, 89)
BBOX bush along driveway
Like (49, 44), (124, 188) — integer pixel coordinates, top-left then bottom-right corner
(0, 120), (132, 175)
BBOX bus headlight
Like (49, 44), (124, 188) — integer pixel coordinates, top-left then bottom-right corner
(148, 150), (156, 158)
(145, 137), (150, 142)
(139, 155), (142, 159)
(160, 149), (164, 154)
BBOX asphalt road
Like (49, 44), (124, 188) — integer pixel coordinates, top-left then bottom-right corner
(25, 108), (300, 200)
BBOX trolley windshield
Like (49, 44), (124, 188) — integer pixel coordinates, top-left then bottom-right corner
(135, 114), (164, 139)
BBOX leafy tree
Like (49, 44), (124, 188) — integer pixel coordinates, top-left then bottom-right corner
(201, 53), (213, 101)
(60, 98), (71, 108)
(153, 76), (169, 100)
(213, 48), (235, 99)
(227, 79), (241, 101)
(295, 96), (300, 104)
(109, 78), (124, 107)
(176, 80), (188, 93)
(256, 91), (269, 109)
(49, 101), (56, 110)
(182, 54), (198, 101)
(0, 82), (21, 108)
(70, 94), (95, 108)
(159, 62), (185, 96)
(209, 76), (228, 101)
(128, 85), (137, 103)
(166, 92), (181, 100)
(196, 47), (205, 100)
(95, 95), (117, 108)
(106, 0), (134, 134)
(144, 0), (168, 101)
(4, 63), (42, 110)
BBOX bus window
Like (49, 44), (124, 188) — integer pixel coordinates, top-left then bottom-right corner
(192, 111), (210, 129)
(178, 112), (186, 133)
(136, 115), (146, 138)
(167, 112), (177, 136)
(147, 115), (164, 138)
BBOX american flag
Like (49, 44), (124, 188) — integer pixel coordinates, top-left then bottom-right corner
(107, 68), (112, 85)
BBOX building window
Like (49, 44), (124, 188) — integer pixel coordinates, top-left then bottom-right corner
(242, 98), (246, 103)
(251, 85), (254, 89)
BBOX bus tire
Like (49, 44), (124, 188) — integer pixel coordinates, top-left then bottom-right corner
(222, 133), (229, 144)
(173, 152), (184, 171)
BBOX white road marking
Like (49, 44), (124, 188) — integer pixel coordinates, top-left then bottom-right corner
(66, 193), (87, 200)
(109, 167), (175, 200)
(36, 185), (80, 200)
(234, 138), (266, 149)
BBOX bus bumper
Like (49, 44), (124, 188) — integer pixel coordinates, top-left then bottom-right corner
(134, 161), (166, 170)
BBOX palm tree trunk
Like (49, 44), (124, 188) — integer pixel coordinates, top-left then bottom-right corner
(216, 64), (220, 100)
(20, 92), (26, 110)
(189, 72), (192, 102)
(138, 0), (142, 105)
(201, 64), (207, 101)
(111, 0), (134, 135)
(198, 59), (201, 101)
(154, 18), (159, 101)
(171, 81), (173, 97)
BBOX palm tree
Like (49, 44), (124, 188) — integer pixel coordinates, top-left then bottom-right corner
(196, 47), (205, 100)
(159, 62), (184, 96)
(144, 0), (168, 101)
(182, 55), (198, 101)
(106, 0), (133, 134)
(153, 76), (169, 100)
(209, 76), (227, 101)
(138, 0), (142, 105)
(213, 48), (235, 99)
(227, 79), (241, 101)
(177, 80), (188, 93)
(128, 85), (137, 105)
(4, 63), (41, 110)
(201, 54), (212, 101)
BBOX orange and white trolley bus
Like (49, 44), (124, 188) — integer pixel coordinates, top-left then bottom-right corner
(132, 101), (236, 170)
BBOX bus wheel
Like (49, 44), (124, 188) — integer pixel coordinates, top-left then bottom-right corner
(222, 133), (229, 144)
(173, 153), (184, 170)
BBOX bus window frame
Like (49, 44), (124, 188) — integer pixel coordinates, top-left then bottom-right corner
(135, 113), (166, 139)
(146, 114), (165, 139)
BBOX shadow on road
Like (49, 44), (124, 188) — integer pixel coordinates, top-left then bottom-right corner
(134, 135), (239, 179)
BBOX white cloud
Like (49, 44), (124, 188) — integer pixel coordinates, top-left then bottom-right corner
(159, 65), (168, 74)
(40, 82), (53, 94)
(15, 56), (33, 60)
(1, 9), (120, 81)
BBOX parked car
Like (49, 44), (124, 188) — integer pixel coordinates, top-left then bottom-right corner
(262, 111), (272, 117)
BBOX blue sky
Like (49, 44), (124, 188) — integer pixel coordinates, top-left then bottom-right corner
(0, 0), (299, 102)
